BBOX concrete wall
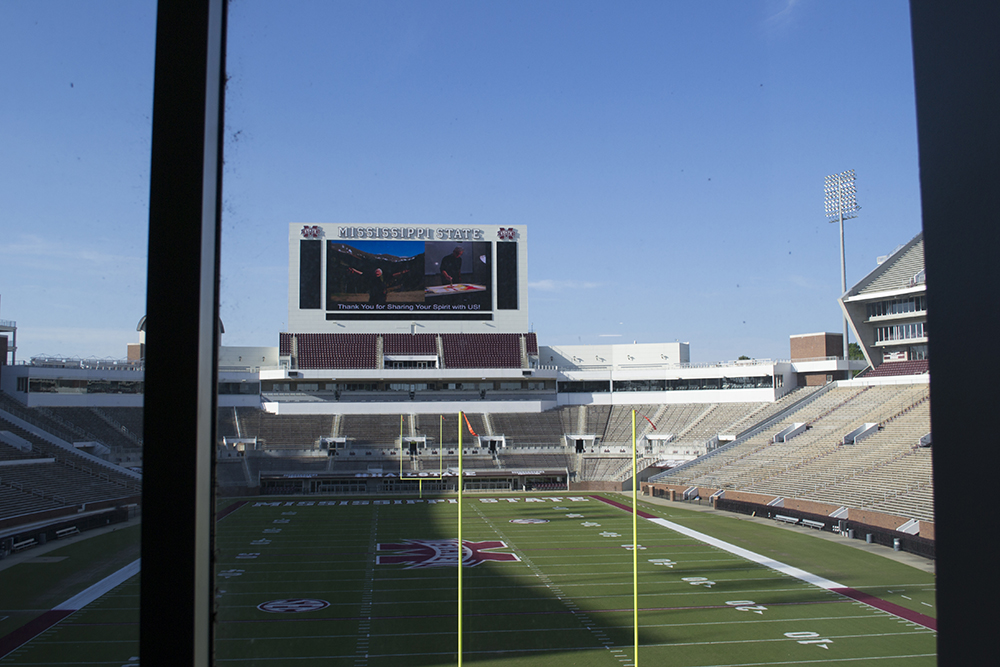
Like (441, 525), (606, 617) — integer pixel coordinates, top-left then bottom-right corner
(782, 498), (842, 515)
(847, 508), (909, 531)
(919, 521), (935, 540)
(540, 342), (689, 369)
(219, 346), (280, 370)
(721, 489), (780, 505)
(570, 480), (620, 492)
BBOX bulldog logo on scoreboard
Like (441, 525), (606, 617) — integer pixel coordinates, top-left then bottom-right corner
(301, 225), (322, 239)
(497, 227), (516, 241)
(376, 539), (520, 569)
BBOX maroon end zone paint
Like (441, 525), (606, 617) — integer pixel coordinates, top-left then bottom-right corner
(216, 500), (248, 521)
(832, 587), (937, 630)
(591, 494), (658, 518)
(0, 610), (73, 659)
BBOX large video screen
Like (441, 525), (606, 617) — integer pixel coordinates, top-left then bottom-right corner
(326, 240), (492, 315)
(291, 223), (525, 330)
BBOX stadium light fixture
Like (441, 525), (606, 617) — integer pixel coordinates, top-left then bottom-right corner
(824, 169), (860, 360)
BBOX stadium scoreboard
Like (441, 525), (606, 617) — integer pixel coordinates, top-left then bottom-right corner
(288, 223), (528, 334)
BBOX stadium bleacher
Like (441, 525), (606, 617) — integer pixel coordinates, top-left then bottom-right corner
(293, 333), (378, 370)
(649, 383), (933, 523)
(279, 332), (538, 370)
(209, 377), (934, 531)
(857, 359), (929, 377)
(48, 408), (141, 451)
(440, 333), (524, 369)
(489, 409), (568, 447)
(382, 332), (438, 355)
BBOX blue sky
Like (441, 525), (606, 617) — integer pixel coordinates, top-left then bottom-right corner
(1, 1), (922, 363)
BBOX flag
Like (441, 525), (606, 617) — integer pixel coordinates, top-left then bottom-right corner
(463, 412), (478, 436)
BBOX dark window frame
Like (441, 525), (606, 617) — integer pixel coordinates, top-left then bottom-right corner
(139, 1), (226, 665)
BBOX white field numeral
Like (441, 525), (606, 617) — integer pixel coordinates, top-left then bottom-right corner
(726, 600), (767, 614)
(682, 577), (715, 588)
(784, 631), (832, 649)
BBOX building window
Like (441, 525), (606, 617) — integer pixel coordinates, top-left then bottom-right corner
(874, 321), (927, 343)
(867, 295), (927, 319)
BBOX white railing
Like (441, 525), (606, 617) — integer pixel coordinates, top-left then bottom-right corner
(536, 358), (790, 372)
(26, 357), (143, 371)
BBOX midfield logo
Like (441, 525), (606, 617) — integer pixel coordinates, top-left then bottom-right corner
(376, 539), (520, 569)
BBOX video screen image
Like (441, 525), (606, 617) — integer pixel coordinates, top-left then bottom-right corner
(326, 240), (491, 313)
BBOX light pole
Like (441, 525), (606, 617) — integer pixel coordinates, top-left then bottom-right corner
(824, 170), (860, 361)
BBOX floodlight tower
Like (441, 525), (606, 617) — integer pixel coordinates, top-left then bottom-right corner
(824, 169), (860, 361)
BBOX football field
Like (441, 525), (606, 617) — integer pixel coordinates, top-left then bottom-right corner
(211, 494), (936, 666)
(0, 493), (936, 665)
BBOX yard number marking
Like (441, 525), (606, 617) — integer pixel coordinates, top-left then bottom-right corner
(682, 576), (715, 588)
(726, 599), (767, 614)
(784, 631), (832, 649)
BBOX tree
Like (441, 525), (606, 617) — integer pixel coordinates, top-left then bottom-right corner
(848, 342), (866, 378)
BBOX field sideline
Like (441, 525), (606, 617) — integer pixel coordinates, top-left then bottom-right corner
(0, 493), (936, 665)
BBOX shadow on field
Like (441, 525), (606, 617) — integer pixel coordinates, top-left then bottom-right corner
(213, 495), (637, 666)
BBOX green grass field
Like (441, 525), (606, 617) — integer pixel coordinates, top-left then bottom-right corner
(0, 493), (936, 666)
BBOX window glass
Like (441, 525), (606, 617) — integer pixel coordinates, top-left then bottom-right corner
(0, 1), (154, 663)
(215, 2), (931, 665)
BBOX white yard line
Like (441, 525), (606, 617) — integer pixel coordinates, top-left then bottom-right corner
(54, 558), (141, 611)
(645, 518), (845, 591)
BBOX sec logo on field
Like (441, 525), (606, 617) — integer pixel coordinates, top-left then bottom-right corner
(509, 518), (549, 524)
(257, 598), (330, 613)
